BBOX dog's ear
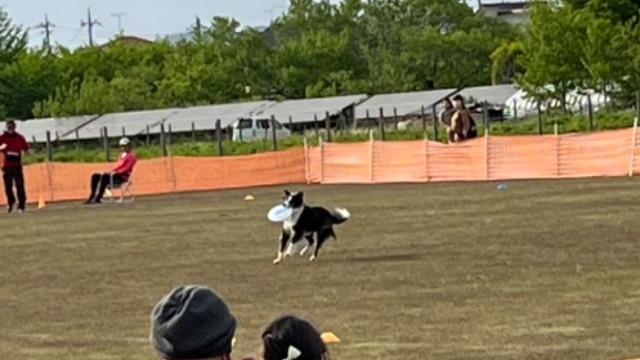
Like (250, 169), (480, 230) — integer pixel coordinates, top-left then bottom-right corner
(297, 191), (304, 198)
(284, 189), (291, 196)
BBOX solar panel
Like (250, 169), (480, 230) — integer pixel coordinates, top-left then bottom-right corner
(355, 88), (458, 119)
(454, 84), (518, 105)
(162, 101), (272, 133)
(0, 115), (99, 143)
(65, 109), (180, 140)
(255, 95), (369, 124)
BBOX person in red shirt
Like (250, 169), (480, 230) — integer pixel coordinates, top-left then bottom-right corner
(85, 137), (137, 204)
(0, 120), (30, 213)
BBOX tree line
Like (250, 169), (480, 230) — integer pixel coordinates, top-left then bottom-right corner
(0, 0), (638, 122)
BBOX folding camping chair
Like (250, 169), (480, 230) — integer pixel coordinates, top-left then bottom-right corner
(107, 172), (135, 203)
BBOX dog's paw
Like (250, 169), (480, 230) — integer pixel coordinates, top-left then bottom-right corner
(299, 246), (309, 256)
(273, 258), (282, 265)
(309, 255), (316, 262)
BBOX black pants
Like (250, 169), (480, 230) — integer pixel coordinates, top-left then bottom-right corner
(88, 173), (124, 202)
(3, 167), (26, 209)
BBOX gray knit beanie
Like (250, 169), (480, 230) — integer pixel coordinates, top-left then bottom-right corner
(150, 285), (237, 359)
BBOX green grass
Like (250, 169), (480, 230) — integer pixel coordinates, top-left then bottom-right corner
(26, 109), (638, 164)
(2, 179), (640, 360)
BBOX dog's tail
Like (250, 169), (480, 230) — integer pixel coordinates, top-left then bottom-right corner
(331, 208), (350, 225)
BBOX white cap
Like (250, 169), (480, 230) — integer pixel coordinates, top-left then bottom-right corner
(119, 137), (130, 146)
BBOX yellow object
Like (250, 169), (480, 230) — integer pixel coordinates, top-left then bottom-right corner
(38, 195), (46, 210)
(320, 332), (340, 344)
(244, 194), (255, 201)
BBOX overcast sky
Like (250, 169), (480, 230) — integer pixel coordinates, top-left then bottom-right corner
(3, 0), (291, 47)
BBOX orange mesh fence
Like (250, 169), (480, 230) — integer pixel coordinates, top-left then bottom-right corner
(3, 130), (639, 206)
(305, 129), (638, 183)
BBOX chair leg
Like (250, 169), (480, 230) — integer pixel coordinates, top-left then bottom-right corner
(118, 183), (134, 203)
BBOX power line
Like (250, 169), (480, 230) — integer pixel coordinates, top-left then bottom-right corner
(80, 7), (100, 46)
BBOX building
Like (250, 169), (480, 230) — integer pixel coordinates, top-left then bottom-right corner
(477, 1), (541, 26)
(99, 35), (153, 49)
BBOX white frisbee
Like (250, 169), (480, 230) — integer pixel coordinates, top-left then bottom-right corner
(267, 204), (292, 222)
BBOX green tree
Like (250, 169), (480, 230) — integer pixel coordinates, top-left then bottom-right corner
(1, 49), (58, 119)
(563, 0), (640, 25)
(491, 40), (524, 85)
(517, 3), (588, 109)
(0, 7), (28, 119)
(579, 10), (629, 97)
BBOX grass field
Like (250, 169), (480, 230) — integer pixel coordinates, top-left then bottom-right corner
(1, 179), (640, 360)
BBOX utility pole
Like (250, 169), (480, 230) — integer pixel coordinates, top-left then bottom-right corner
(81, 7), (100, 46)
(36, 14), (54, 52)
(111, 12), (127, 35)
(194, 16), (202, 38)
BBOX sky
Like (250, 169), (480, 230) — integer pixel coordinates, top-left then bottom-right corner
(3, 0), (293, 48)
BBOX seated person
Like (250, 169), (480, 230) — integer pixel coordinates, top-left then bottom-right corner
(85, 137), (137, 204)
(258, 315), (331, 360)
(150, 285), (237, 360)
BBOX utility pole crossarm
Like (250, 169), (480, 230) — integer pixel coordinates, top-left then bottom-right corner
(81, 7), (100, 46)
(35, 14), (55, 51)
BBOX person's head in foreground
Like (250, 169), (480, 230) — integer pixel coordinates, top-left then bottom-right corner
(119, 137), (132, 152)
(443, 98), (453, 110)
(5, 120), (16, 134)
(261, 315), (329, 360)
(150, 285), (237, 360)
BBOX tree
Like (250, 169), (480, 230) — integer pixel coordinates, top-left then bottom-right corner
(1, 49), (58, 119)
(491, 41), (524, 85)
(0, 7), (28, 119)
(579, 10), (630, 96)
(517, 3), (588, 108)
(563, 0), (640, 25)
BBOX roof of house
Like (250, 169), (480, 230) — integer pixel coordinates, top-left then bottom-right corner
(99, 35), (154, 48)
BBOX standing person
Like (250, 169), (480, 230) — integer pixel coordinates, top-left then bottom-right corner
(438, 98), (456, 143)
(0, 120), (30, 213)
(84, 137), (137, 204)
(450, 95), (474, 142)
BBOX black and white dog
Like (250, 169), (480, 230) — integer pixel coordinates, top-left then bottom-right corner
(273, 189), (350, 264)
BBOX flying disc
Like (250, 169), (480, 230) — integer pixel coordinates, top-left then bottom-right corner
(267, 204), (292, 222)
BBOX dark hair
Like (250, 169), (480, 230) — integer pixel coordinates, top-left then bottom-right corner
(443, 98), (453, 108)
(261, 315), (327, 360)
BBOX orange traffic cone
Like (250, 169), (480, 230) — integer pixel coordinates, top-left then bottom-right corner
(320, 332), (340, 344)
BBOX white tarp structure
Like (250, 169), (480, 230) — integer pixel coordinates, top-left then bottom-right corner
(504, 86), (609, 119)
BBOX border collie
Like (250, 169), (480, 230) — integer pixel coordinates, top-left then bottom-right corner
(273, 189), (350, 264)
